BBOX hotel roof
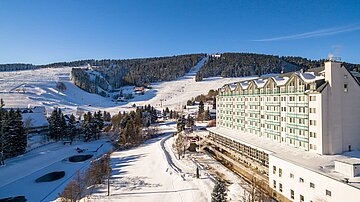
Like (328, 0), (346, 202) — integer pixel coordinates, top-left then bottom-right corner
(207, 127), (360, 189)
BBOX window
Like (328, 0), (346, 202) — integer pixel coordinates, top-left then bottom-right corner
(299, 178), (304, 183)
(290, 189), (294, 199)
(344, 84), (348, 92)
(310, 182), (315, 188)
(300, 195), (304, 202)
(310, 132), (317, 138)
(310, 120), (316, 126)
(290, 173), (294, 178)
(279, 183), (283, 192)
(273, 166), (276, 174)
(326, 190), (332, 197)
(279, 168), (282, 177)
(310, 96), (316, 101)
(273, 180), (276, 188)
(310, 108), (316, 113)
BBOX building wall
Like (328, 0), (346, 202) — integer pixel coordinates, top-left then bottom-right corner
(217, 81), (311, 152)
(269, 155), (360, 202)
(323, 61), (360, 154)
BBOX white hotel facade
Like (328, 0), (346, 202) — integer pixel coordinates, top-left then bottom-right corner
(206, 59), (360, 201)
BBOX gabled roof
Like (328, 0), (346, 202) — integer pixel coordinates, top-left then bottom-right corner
(271, 76), (289, 86)
(295, 72), (324, 84)
(229, 83), (237, 91)
(239, 81), (249, 90)
(253, 79), (267, 88)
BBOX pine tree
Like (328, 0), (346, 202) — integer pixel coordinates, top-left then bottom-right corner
(198, 101), (205, 114)
(58, 109), (67, 140)
(186, 114), (194, 128)
(177, 116), (186, 132)
(14, 109), (26, 155)
(83, 112), (94, 142)
(48, 109), (58, 140)
(211, 182), (227, 202)
(67, 114), (77, 141)
(204, 107), (211, 121)
(212, 98), (217, 110)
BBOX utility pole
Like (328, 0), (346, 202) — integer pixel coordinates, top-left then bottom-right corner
(107, 154), (110, 196)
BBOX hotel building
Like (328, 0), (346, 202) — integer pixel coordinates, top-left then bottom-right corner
(203, 59), (360, 201)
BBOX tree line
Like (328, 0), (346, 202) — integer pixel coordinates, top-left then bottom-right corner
(47, 109), (111, 142)
(196, 53), (360, 80)
(71, 54), (205, 96)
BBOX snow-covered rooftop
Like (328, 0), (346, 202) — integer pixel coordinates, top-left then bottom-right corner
(296, 72), (325, 84)
(253, 79), (267, 88)
(22, 112), (49, 128)
(208, 127), (360, 189)
(270, 76), (288, 86)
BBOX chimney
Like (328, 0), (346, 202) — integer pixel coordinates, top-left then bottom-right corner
(324, 59), (342, 86)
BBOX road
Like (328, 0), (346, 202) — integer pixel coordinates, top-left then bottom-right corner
(89, 122), (214, 202)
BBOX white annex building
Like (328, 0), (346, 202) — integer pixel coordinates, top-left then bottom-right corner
(203, 59), (360, 202)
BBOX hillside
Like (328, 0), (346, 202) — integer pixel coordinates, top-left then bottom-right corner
(70, 54), (205, 96)
(196, 53), (360, 80)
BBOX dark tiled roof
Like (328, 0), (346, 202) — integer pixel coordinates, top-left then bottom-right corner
(316, 81), (328, 93)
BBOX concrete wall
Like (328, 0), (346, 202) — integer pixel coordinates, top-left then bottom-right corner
(323, 61), (360, 154)
(269, 155), (360, 202)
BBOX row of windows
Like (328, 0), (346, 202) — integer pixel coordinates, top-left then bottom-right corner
(219, 95), (308, 102)
(273, 166), (332, 200)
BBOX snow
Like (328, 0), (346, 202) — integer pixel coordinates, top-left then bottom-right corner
(0, 57), (252, 116)
(0, 57), (262, 201)
(87, 122), (214, 202)
(22, 112), (48, 127)
(0, 139), (112, 201)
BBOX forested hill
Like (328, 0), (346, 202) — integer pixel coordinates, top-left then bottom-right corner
(70, 54), (205, 96)
(195, 53), (360, 80)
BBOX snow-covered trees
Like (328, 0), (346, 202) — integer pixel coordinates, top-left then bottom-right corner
(211, 181), (227, 202)
(0, 100), (26, 159)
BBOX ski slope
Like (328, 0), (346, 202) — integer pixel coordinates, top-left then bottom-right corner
(0, 57), (255, 115)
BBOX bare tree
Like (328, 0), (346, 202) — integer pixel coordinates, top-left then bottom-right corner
(240, 176), (270, 202)
(172, 132), (186, 159)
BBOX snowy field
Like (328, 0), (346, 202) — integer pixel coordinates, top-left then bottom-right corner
(0, 57), (255, 115)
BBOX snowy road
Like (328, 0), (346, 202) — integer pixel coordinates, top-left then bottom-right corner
(89, 122), (214, 202)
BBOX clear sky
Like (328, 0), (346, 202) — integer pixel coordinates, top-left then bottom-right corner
(0, 0), (359, 64)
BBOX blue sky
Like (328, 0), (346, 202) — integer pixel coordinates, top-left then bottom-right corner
(0, 0), (359, 64)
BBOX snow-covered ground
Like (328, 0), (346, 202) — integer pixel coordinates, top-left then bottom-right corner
(87, 122), (214, 202)
(0, 139), (112, 201)
(0, 58), (258, 201)
(0, 57), (254, 115)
